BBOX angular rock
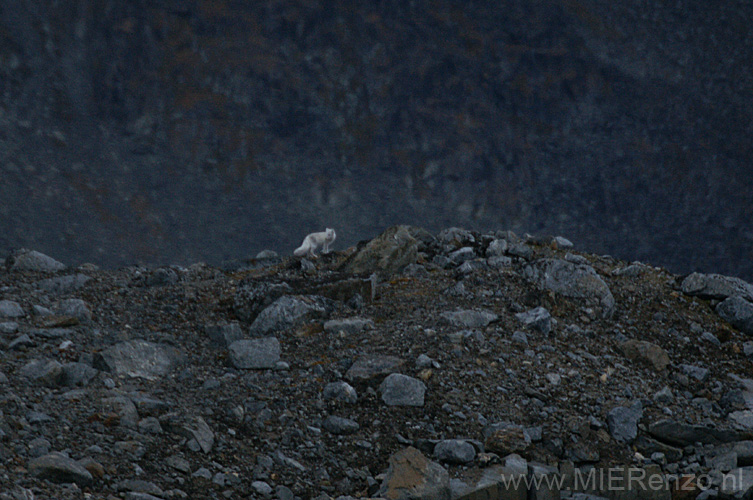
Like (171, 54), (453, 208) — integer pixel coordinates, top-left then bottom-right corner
(380, 373), (426, 407)
(607, 402), (643, 443)
(93, 340), (183, 379)
(486, 239), (508, 257)
(0, 321), (18, 334)
(28, 453), (93, 486)
(248, 295), (333, 336)
(0, 300), (24, 318)
(36, 274), (91, 295)
(55, 298), (92, 322)
(377, 447), (450, 500)
(323, 317), (374, 335)
(346, 355), (404, 382)
(515, 306), (552, 335)
(441, 309), (498, 329)
(648, 419), (750, 446)
(233, 281), (293, 323)
(680, 363), (710, 382)
(323, 415), (360, 435)
(19, 359), (65, 386)
(102, 396), (140, 428)
(62, 362), (99, 387)
(6, 249), (66, 272)
(228, 337), (280, 369)
(524, 258), (615, 318)
(433, 439), (476, 464)
(323, 381), (358, 403)
(205, 322), (244, 347)
(448, 247), (475, 265)
(483, 422), (531, 456)
(161, 414), (215, 453)
(620, 339), (671, 371)
(717, 296), (753, 335)
(681, 273), (753, 301)
(343, 225), (420, 276)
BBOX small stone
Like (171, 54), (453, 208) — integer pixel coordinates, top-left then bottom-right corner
(378, 447), (450, 500)
(251, 480), (273, 496)
(379, 373), (426, 407)
(434, 439), (476, 464)
(205, 322), (244, 347)
(511, 330), (529, 346)
(55, 298), (92, 322)
(94, 340), (183, 379)
(346, 355), (404, 382)
(515, 306), (552, 334)
(680, 364), (710, 382)
(448, 247), (475, 264)
(654, 386), (674, 404)
(486, 239), (508, 257)
(0, 321), (18, 334)
(0, 300), (24, 318)
(620, 339), (670, 371)
(323, 317), (374, 335)
(323, 416), (360, 435)
(484, 422), (531, 455)
(607, 401), (643, 443)
(323, 381), (358, 403)
(441, 309), (498, 329)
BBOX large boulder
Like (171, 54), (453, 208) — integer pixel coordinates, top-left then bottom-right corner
(343, 225), (421, 276)
(248, 295), (333, 336)
(524, 259), (615, 318)
(681, 273), (753, 301)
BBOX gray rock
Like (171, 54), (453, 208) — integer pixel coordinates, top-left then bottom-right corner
(55, 298), (92, 322)
(29, 327), (73, 338)
(255, 249), (278, 259)
(205, 322), (244, 347)
(486, 239), (508, 257)
(233, 281), (293, 323)
(166, 455), (192, 473)
(0, 321), (18, 333)
(102, 396), (140, 428)
(681, 272), (753, 301)
(487, 255), (513, 269)
(0, 300), (24, 318)
(251, 480), (273, 496)
(378, 447), (450, 500)
(93, 340), (183, 379)
(6, 249), (66, 272)
(607, 402), (643, 443)
(554, 236), (574, 248)
(441, 309), (498, 328)
(433, 439), (476, 464)
(717, 296), (753, 335)
(448, 247), (475, 264)
(62, 362), (98, 387)
(620, 339), (671, 371)
(36, 274), (91, 294)
(323, 415), (360, 435)
(524, 258), (615, 318)
(323, 381), (358, 403)
(8, 333), (34, 350)
(28, 452), (93, 486)
(680, 364), (710, 382)
(343, 225), (420, 276)
(228, 337), (281, 369)
(323, 317), (374, 335)
(508, 243), (533, 259)
(437, 227), (475, 246)
(720, 467), (753, 499)
(402, 263), (429, 277)
(653, 386), (674, 404)
(729, 411), (753, 430)
(161, 415), (215, 453)
(511, 330), (529, 346)
(124, 493), (164, 500)
(19, 359), (65, 386)
(346, 355), (404, 382)
(380, 373), (426, 407)
(515, 306), (552, 334)
(648, 419), (748, 446)
(249, 295), (333, 336)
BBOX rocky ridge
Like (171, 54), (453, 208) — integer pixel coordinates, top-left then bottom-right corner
(1, 227), (753, 499)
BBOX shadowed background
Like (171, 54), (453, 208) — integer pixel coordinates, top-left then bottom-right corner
(0, 0), (751, 279)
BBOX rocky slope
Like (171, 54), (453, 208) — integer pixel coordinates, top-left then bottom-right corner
(2, 226), (753, 499)
(0, 0), (751, 279)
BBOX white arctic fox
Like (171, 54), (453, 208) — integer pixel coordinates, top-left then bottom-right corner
(294, 228), (336, 257)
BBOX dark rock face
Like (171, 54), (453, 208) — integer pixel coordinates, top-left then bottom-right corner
(1, 2), (751, 283)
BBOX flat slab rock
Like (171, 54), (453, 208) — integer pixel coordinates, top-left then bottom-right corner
(28, 453), (93, 486)
(248, 295), (333, 336)
(93, 339), (183, 379)
(648, 419), (752, 447)
(441, 309), (498, 329)
(681, 272), (753, 301)
(346, 355), (405, 382)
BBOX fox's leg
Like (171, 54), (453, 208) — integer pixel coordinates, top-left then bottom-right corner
(323, 242), (330, 254)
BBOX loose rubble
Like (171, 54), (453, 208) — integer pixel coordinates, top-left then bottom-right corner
(2, 229), (753, 499)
